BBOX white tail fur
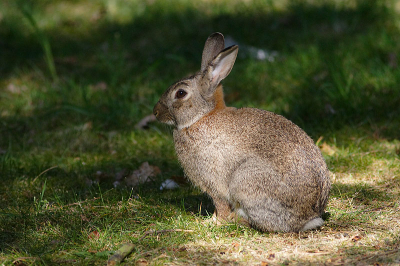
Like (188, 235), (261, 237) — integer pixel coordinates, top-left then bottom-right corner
(301, 218), (324, 231)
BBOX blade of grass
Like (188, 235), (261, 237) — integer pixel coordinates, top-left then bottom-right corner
(17, 1), (58, 82)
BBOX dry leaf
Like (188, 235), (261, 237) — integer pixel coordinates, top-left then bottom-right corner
(82, 121), (93, 131)
(320, 142), (337, 156)
(136, 259), (148, 266)
(89, 231), (100, 239)
(177, 247), (186, 252)
(89, 81), (108, 91)
(352, 235), (362, 242)
(125, 162), (161, 187)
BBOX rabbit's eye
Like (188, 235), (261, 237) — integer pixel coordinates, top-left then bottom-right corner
(175, 89), (187, 99)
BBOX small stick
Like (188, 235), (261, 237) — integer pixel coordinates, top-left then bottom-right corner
(351, 248), (400, 264)
(139, 229), (194, 241)
(64, 197), (100, 207)
(32, 165), (58, 183)
(107, 243), (135, 266)
(13, 257), (39, 261)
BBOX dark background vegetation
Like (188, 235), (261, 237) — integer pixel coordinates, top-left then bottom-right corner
(2, 0), (399, 134)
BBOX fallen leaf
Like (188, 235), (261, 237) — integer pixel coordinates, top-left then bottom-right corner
(320, 142), (337, 156)
(136, 259), (148, 266)
(284, 241), (294, 246)
(82, 121), (93, 131)
(125, 162), (161, 187)
(89, 81), (108, 91)
(13, 260), (27, 266)
(89, 231), (100, 240)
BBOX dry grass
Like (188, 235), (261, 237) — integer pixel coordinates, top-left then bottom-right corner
(131, 165), (400, 265)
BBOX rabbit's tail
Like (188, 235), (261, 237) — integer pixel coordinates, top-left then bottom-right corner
(301, 217), (324, 231)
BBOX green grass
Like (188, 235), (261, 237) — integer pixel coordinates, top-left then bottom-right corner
(1, 0), (400, 265)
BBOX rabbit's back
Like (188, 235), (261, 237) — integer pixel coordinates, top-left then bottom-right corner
(174, 106), (327, 174)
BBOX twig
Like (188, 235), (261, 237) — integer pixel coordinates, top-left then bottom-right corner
(345, 248), (400, 265)
(139, 229), (194, 241)
(13, 257), (39, 263)
(35, 197), (101, 213)
(341, 203), (396, 215)
(32, 165), (58, 183)
(107, 243), (135, 266)
(64, 197), (100, 207)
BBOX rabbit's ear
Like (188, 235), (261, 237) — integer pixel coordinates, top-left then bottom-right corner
(208, 45), (238, 89)
(201, 32), (225, 72)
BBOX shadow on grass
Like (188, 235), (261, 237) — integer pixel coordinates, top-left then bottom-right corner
(330, 182), (393, 203)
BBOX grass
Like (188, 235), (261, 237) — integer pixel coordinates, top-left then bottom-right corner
(1, 0), (400, 264)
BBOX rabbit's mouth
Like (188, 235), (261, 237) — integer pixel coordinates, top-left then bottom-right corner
(153, 101), (175, 126)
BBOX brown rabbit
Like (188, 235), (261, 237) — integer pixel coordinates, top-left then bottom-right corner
(153, 32), (331, 232)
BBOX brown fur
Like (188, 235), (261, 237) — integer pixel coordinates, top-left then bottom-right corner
(153, 33), (331, 232)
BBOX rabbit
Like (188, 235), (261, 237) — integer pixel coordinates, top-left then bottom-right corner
(153, 32), (331, 232)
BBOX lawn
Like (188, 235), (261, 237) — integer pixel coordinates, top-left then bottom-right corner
(1, 0), (400, 265)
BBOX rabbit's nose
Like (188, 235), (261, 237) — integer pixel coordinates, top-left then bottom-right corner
(153, 101), (166, 119)
(153, 103), (160, 117)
